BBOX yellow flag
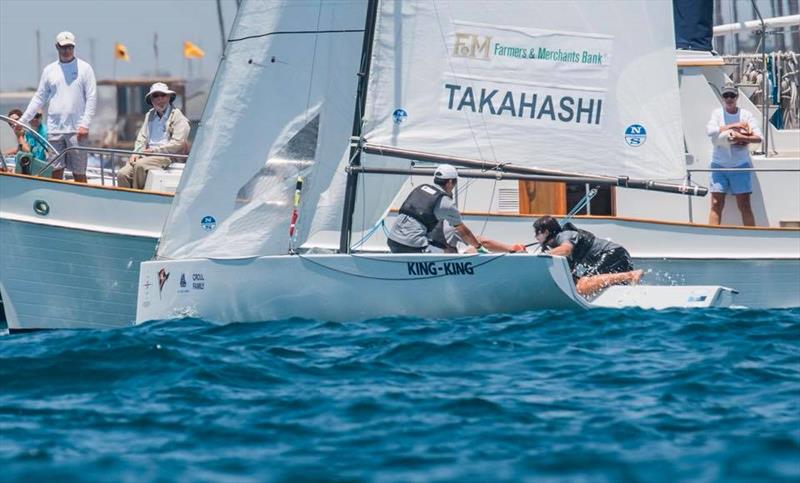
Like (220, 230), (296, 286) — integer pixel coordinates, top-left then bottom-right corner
(183, 41), (205, 59)
(114, 42), (130, 61)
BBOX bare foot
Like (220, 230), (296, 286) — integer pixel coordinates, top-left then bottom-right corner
(630, 269), (644, 285)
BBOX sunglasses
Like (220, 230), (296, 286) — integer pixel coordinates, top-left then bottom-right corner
(151, 93), (168, 99)
(722, 93), (738, 99)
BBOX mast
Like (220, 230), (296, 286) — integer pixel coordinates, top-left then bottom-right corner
(338, 0), (380, 253)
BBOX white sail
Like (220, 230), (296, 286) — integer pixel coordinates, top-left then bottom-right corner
(363, 0), (686, 180)
(157, 0), (367, 260)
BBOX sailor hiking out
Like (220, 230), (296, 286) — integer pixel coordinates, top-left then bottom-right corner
(387, 164), (484, 253)
(533, 215), (644, 296)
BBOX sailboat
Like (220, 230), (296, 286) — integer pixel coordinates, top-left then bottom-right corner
(135, 0), (737, 325)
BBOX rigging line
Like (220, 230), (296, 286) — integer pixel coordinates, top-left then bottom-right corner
(295, 252), (509, 281)
(304, 4), (324, 113)
(430, 2), (500, 171)
(229, 29), (364, 43)
(349, 251), (484, 264)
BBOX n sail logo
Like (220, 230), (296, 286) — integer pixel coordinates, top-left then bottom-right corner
(453, 33), (491, 59)
(624, 124), (647, 147)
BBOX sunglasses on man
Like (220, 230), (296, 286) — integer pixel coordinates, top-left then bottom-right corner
(722, 93), (738, 99)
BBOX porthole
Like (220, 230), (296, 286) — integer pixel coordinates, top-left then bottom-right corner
(33, 200), (49, 216)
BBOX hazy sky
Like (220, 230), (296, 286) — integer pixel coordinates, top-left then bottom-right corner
(0, 0), (238, 91)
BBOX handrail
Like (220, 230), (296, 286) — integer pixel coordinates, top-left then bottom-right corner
(688, 168), (800, 173)
(0, 114), (59, 166)
(36, 146), (188, 177)
(685, 166), (800, 223)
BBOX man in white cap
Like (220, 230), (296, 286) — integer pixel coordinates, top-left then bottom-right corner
(705, 82), (762, 226)
(387, 164), (484, 253)
(117, 82), (190, 189)
(21, 31), (96, 183)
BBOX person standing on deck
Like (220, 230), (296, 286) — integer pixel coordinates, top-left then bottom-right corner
(21, 31), (96, 183)
(116, 83), (190, 190)
(706, 82), (763, 226)
(387, 164), (484, 253)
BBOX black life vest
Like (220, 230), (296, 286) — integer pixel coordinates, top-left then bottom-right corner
(398, 184), (448, 232)
(549, 222), (596, 268)
(429, 220), (449, 249)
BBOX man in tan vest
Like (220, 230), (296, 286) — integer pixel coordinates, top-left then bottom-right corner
(117, 82), (190, 189)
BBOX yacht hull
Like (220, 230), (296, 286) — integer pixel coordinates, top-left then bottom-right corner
(0, 173), (171, 331)
(0, 218), (157, 330)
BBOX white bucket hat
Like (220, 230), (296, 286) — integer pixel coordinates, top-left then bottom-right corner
(434, 163), (458, 180)
(56, 31), (76, 47)
(145, 82), (177, 106)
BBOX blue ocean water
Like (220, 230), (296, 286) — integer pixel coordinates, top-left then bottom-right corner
(1, 309), (799, 482)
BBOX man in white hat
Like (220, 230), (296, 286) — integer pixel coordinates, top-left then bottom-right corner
(705, 81), (762, 226)
(387, 164), (484, 253)
(21, 31), (96, 183)
(117, 82), (190, 189)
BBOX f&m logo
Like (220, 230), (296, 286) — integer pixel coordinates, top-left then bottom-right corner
(453, 33), (491, 59)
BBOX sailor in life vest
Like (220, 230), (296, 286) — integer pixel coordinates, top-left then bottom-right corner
(533, 215), (644, 296)
(387, 164), (484, 253)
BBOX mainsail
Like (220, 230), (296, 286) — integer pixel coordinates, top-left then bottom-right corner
(157, 0), (369, 259)
(362, 0), (687, 181)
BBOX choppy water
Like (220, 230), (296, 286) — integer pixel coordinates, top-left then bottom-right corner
(2, 309), (799, 482)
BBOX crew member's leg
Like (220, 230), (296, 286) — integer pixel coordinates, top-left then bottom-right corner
(117, 159), (135, 188)
(64, 134), (88, 183)
(387, 238), (427, 253)
(48, 135), (67, 180)
(709, 193), (726, 225)
(575, 247), (642, 296)
(731, 170), (754, 226)
(132, 155), (171, 190)
(576, 270), (644, 296)
(708, 167), (728, 225)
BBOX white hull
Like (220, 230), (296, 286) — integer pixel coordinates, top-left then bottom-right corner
(348, 213), (800, 308)
(136, 254), (588, 324)
(0, 173), (171, 330)
(135, 254), (733, 325)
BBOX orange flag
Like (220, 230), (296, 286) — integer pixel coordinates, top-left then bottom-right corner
(183, 41), (205, 59)
(114, 42), (130, 61)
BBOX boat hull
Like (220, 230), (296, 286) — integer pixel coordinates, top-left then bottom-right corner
(136, 254), (590, 324)
(349, 213), (800, 308)
(0, 173), (171, 330)
(0, 218), (157, 330)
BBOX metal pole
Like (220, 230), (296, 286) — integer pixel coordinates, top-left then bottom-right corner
(362, 143), (707, 196)
(752, 0), (770, 156)
(349, 166), (709, 196)
(35, 30), (42, 84)
(339, 0), (380, 253)
(216, 0), (227, 53)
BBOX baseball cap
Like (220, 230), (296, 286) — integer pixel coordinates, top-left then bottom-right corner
(721, 82), (737, 96)
(56, 31), (76, 47)
(434, 164), (458, 180)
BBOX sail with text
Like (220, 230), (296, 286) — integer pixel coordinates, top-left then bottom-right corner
(362, 0), (686, 181)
